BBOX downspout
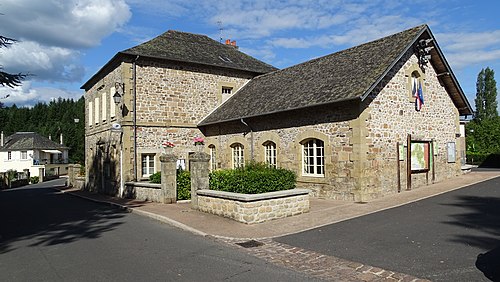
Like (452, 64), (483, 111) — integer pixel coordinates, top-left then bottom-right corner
(132, 55), (139, 181)
(240, 118), (254, 161)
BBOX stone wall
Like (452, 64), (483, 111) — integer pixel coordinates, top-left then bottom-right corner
(363, 50), (461, 198)
(197, 189), (310, 224)
(124, 182), (162, 202)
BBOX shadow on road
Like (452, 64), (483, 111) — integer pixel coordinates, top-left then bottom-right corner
(443, 192), (500, 281)
(0, 186), (128, 254)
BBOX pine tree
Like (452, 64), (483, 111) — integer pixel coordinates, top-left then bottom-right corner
(474, 67), (498, 121)
(0, 36), (26, 88)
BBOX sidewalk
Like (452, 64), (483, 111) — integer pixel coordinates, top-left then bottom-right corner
(59, 170), (500, 240)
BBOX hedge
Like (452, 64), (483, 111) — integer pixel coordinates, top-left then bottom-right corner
(149, 170), (191, 200)
(467, 152), (500, 168)
(209, 162), (296, 194)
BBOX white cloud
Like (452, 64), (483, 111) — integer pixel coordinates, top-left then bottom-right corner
(434, 30), (500, 69)
(0, 0), (131, 84)
(0, 0), (131, 49)
(0, 41), (85, 82)
(0, 81), (82, 107)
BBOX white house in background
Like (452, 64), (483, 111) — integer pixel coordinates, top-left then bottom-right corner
(0, 132), (70, 178)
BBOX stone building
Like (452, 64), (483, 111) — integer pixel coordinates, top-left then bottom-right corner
(81, 30), (276, 196)
(198, 25), (472, 201)
(83, 24), (473, 202)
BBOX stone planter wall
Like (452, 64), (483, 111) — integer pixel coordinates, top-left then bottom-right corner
(197, 188), (310, 224)
(124, 182), (162, 202)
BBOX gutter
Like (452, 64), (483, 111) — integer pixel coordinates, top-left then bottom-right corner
(240, 118), (254, 161)
(132, 55), (139, 181)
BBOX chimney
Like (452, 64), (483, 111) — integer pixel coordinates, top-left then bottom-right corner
(60, 133), (63, 145)
(225, 39), (231, 45)
(49, 134), (51, 140)
(231, 40), (236, 46)
(1, 131), (3, 147)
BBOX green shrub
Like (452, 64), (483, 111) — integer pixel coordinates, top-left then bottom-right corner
(466, 152), (490, 165)
(30, 176), (39, 184)
(148, 170), (191, 200)
(177, 170), (191, 200)
(209, 162), (296, 194)
(149, 172), (161, 184)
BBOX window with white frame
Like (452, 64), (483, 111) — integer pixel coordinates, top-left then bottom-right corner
(102, 92), (107, 122)
(263, 141), (277, 168)
(301, 139), (324, 176)
(231, 143), (244, 169)
(21, 151), (27, 160)
(7, 151), (12, 160)
(94, 97), (100, 124)
(88, 101), (93, 125)
(141, 154), (155, 177)
(209, 145), (216, 171)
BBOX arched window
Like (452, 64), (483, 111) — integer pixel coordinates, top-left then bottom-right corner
(411, 71), (420, 98)
(209, 144), (216, 171)
(231, 143), (244, 169)
(263, 141), (277, 168)
(301, 139), (324, 176)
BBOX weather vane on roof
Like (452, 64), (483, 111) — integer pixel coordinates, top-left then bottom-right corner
(217, 20), (223, 43)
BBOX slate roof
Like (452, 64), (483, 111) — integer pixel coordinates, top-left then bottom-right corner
(199, 25), (472, 126)
(81, 30), (277, 90)
(0, 132), (69, 152)
(121, 30), (277, 74)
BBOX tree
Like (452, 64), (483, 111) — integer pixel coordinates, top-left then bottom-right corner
(0, 35), (26, 88)
(474, 67), (498, 121)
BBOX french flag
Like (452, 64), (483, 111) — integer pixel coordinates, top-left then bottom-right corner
(415, 81), (424, 111)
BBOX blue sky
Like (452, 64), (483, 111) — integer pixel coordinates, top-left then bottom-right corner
(1, 0), (499, 113)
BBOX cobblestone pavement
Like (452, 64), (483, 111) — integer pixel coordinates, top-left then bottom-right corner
(219, 238), (430, 282)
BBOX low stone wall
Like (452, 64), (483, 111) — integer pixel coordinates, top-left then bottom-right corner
(197, 189), (310, 224)
(124, 182), (162, 202)
(74, 177), (85, 190)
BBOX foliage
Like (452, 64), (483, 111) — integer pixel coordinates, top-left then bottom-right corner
(30, 176), (39, 184)
(0, 36), (27, 88)
(209, 162), (296, 194)
(474, 67), (498, 121)
(176, 170), (191, 200)
(149, 172), (161, 184)
(466, 117), (500, 155)
(0, 97), (85, 163)
(149, 170), (192, 200)
(6, 169), (17, 181)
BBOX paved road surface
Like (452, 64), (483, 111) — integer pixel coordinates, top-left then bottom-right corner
(277, 176), (500, 281)
(0, 179), (318, 282)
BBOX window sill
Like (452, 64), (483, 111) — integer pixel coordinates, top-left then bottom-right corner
(297, 175), (327, 184)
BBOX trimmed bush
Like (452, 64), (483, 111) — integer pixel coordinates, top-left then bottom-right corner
(30, 176), (39, 184)
(177, 170), (191, 200)
(209, 162), (296, 194)
(149, 170), (191, 200)
(149, 172), (161, 184)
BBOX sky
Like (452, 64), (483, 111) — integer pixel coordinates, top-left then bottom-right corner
(0, 0), (499, 113)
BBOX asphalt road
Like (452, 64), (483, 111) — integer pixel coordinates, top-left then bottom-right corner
(0, 179), (318, 282)
(277, 175), (500, 281)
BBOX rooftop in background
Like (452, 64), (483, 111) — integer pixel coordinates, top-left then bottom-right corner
(0, 132), (69, 151)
